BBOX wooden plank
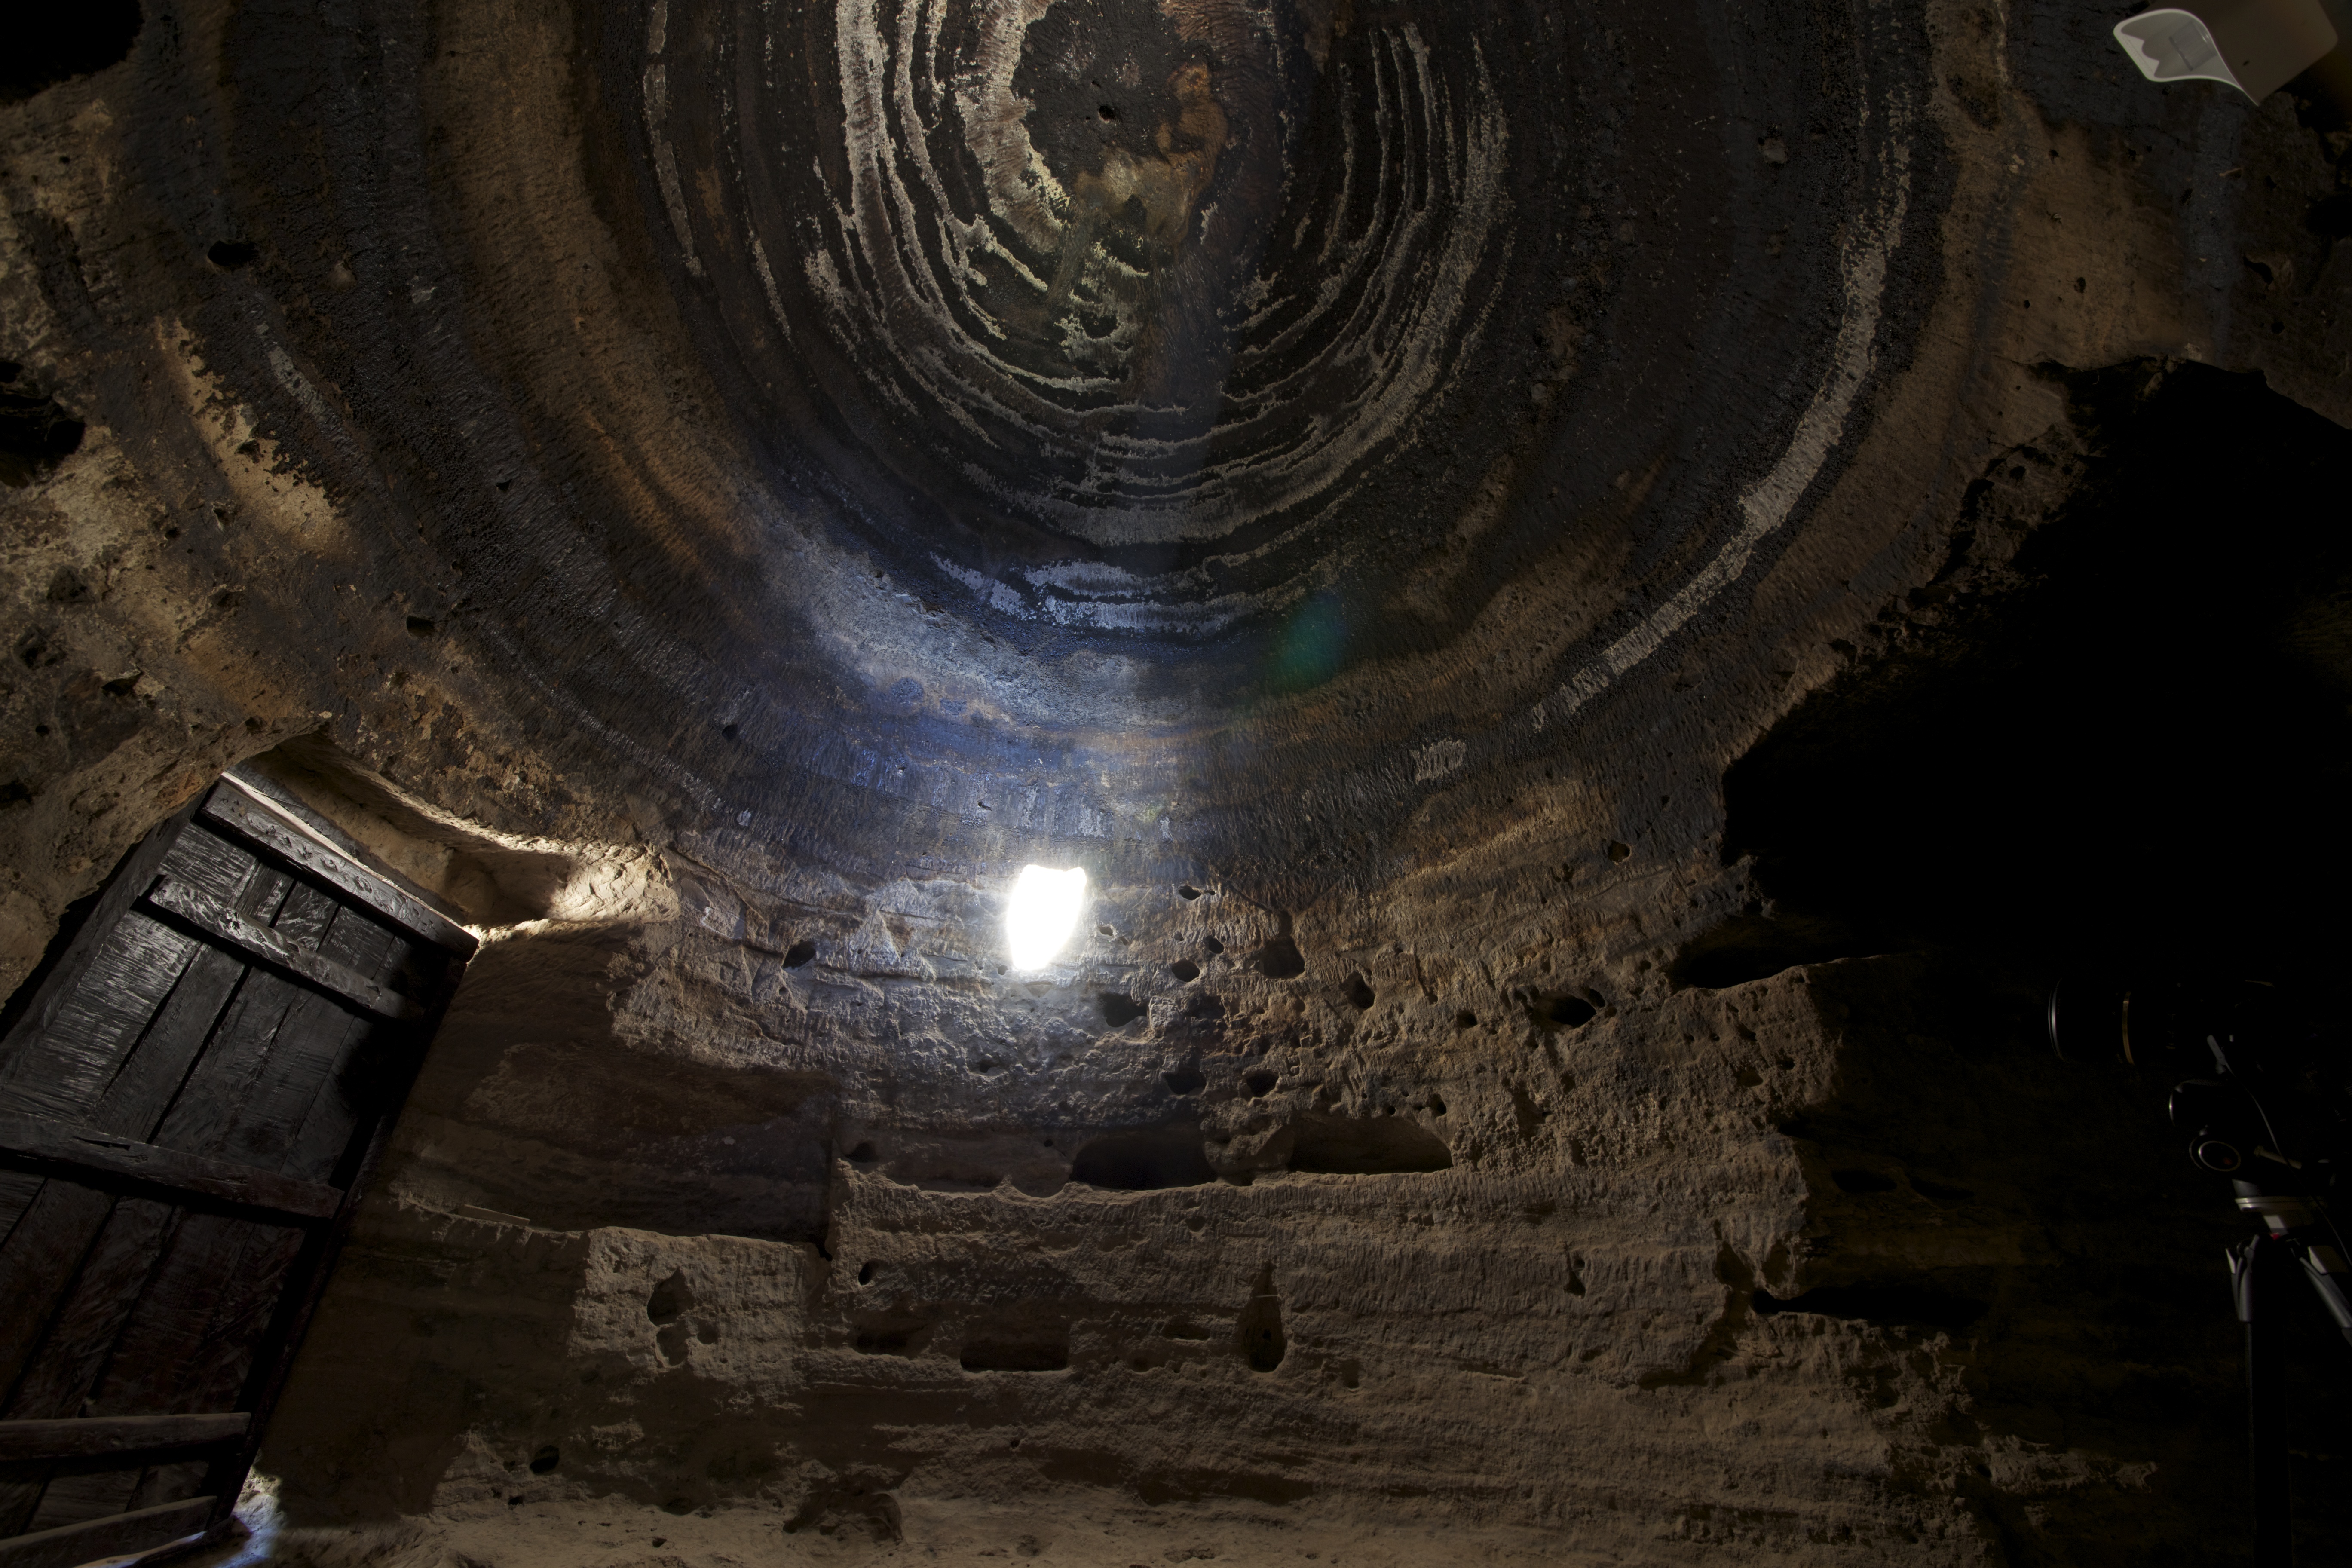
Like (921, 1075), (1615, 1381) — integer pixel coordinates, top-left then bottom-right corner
(143, 956), (309, 1166)
(0, 1198), (175, 1426)
(0, 801), (202, 1091)
(124, 1462), (207, 1522)
(74, 1213), (280, 1432)
(0, 1172), (41, 1259)
(0, 1495), (212, 1568)
(158, 1226), (305, 1421)
(0, 1417), (245, 1464)
(0, 1117), (339, 1221)
(232, 992), (373, 1188)
(275, 1004), (379, 1188)
(0, 915), (202, 1127)
(0, 1183), (115, 1414)
(146, 824), (267, 914)
(19, 1469), (142, 1540)
(139, 879), (422, 1023)
(221, 898), (399, 1182)
(109, 900), (383, 1427)
(217, 769), (478, 956)
(0, 1478), (44, 1547)
(201, 780), (476, 956)
(201, 998), (445, 1513)
(87, 949), (249, 1147)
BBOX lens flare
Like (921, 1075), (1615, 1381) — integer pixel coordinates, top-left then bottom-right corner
(1007, 865), (1088, 971)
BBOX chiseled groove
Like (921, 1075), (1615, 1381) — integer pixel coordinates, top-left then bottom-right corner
(805, 0), (1509, 579)
(643, 0), (704, 278)
(1529, 97), (1916, 735)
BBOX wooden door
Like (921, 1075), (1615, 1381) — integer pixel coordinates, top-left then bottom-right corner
(0, 769), (475, 1568)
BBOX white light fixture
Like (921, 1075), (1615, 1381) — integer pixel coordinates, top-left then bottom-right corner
(2113, 0), (2338, 103)
(1006, 864), (1087, 971)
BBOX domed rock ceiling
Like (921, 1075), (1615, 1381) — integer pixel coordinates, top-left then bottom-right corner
(4, 0), (2352, 1561)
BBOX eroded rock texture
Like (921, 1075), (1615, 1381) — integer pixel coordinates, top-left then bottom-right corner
(6, 0), (2352, 1561)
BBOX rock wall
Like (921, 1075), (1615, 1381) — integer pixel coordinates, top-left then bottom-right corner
(6, 0), (2352, 1562)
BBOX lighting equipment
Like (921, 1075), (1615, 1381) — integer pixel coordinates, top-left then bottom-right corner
(2113, 0), (2339, 104)
(1006, 864), (1087, 971)
(2050, 976), (2351, 1566)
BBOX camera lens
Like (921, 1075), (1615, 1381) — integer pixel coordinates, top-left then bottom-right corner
(2193, 1138), (2244, 1173)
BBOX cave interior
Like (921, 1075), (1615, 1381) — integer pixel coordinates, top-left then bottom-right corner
(4, 0), (2352, 1564)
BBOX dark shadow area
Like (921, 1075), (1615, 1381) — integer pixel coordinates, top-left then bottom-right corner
(1069, 1127), (1216, 1190)
(1523, 991), (1598, 1030)
(0, 0), (140, 102)
(1238, 1266), (1286, 1373)
(1254, 935), (1305, 979)
(1712, 361), (2352, 983)
(959, 1331), (1069, 1372)
(1161, 1059), (1206, 1095)
(0, 369), (87, 488)
(1667, 911), (1880, 990)
(1752, 1282), (1987, 1334)
(1286, 1112), (1452, 1174)
(1700, 368), (2352, 1560)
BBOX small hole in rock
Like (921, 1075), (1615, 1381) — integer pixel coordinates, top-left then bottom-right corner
(1098, 103), (1118, 120)
(1097, 923), (1115, 937)
(1344, 974), (1375, 1010)
(1607, 841), (1632, 863)
(1164, 1063), (1206, 1095)
(529, 1446), (560, 1474)
(973, 1058), (998, 1073)
(1100, 992), (1145, 1026)
(1177, 884), (1203, 900)
(1255, 936), (1305, 979)
(960, 1335), (1070, 1372)
(207, 240), (257, 269)
(1071, 1129), (1216, 1190)
(847, 1141), (878, 1163)
(1427, 1093), (1447, 1116)
(783, 939), (816, 968)
(1239, 1267), (1286, 1372)
(1454, 1009), (1478, 1029)
(721, 723), (739, 740)
(1243, 1069), (1278, 1097)
(1531, 994), (1596, 1030)
(646, 1270), (688, 1324)
(857, 1261), (877, 1285)
(1203, 935), (1224, 954)
(404, 615), (435, 637)
(1169, 959), (1200, 982)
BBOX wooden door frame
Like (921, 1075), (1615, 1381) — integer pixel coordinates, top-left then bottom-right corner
(0, 768), (477, 1567)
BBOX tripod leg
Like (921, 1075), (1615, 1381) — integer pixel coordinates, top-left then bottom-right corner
(2235, 1236), (2295, 1568)
(2296, 1246), (2352, 1347)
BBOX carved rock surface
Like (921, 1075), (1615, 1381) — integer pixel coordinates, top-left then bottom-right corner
(5, 0), (2352, 1563)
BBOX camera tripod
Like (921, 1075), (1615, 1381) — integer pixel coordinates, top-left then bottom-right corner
(2178, 1035), (2352, 1568)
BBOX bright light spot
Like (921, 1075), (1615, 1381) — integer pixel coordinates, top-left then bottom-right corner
(1007, 864), (1087, 971)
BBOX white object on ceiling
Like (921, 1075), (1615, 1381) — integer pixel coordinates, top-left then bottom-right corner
(2114, 0), (2339, 103)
